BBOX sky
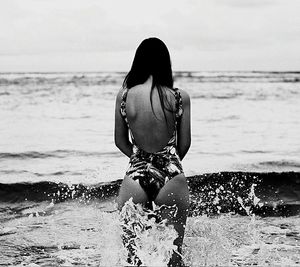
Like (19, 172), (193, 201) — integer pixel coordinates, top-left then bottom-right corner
(0, 0), (300, 72)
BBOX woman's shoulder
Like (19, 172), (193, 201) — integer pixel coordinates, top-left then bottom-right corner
(174, 87), (189, 96)
(173, 88), (190, 106)
(116, 87), (128, 102)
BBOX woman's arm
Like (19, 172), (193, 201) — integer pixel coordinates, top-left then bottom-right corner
(114, 89), (133, 157)
(177, 89), (191, 160)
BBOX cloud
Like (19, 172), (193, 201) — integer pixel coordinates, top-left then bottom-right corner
(0, 0), (299, 70)
(0, 0), (138, 54)
(215, 0), (279, 8)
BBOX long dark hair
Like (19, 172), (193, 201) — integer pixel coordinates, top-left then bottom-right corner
(122, 37), (174, 125)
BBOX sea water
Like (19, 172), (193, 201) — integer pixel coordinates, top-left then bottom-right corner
(0, 71), (299, 183)
(0, 71), (300, 266)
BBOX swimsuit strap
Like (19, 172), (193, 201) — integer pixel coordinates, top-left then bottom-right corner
(120, 88), (129, 125)
(173, 88), (183, 125)
(120, 88), (136, 142)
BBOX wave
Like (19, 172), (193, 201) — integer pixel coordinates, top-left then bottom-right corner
(208, 115), (240, 122)
(255, 160), (300, 169)
(188, 171), (300, 216)
(1, 172), (299, 216)
(173, 71), (300, 83)
(0, 91), (10, 96)
(0, 72), (125, 86)
(192, 94), (243, 100)
(0, 180), (120, 203)
(0, 169), (84, 177)
(241, 150), (271, 154)
(0, 150), (120, 160)
(0, 71), (299, 86)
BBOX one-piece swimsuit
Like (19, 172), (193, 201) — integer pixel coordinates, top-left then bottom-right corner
(120, 87), (184, 202)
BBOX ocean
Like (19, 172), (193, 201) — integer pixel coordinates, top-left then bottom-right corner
(0, 71), (300, 266)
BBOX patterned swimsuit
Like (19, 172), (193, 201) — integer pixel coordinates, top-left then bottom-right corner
(120, 87), (184, 201)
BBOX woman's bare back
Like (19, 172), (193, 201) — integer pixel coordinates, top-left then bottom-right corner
(125, 76), (178, 153)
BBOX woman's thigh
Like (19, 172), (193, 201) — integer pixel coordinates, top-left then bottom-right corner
(154, 174), (190, 225)
(117, 176), (149, 210)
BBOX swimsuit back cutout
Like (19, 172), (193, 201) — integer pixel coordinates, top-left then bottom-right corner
(120, 87), (183, 152)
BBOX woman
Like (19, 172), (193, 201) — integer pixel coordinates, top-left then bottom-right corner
(114, 37), (191, 266)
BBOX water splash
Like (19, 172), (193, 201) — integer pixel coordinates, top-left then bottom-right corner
(119, 198), (178, 266)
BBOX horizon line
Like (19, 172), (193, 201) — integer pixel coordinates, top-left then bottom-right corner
(1, 70), (300, 74)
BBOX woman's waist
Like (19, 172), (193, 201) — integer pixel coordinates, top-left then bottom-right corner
(131, 143), (179, 158)
(127, 148), (183, 176)
(129, 144), (181, 168)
